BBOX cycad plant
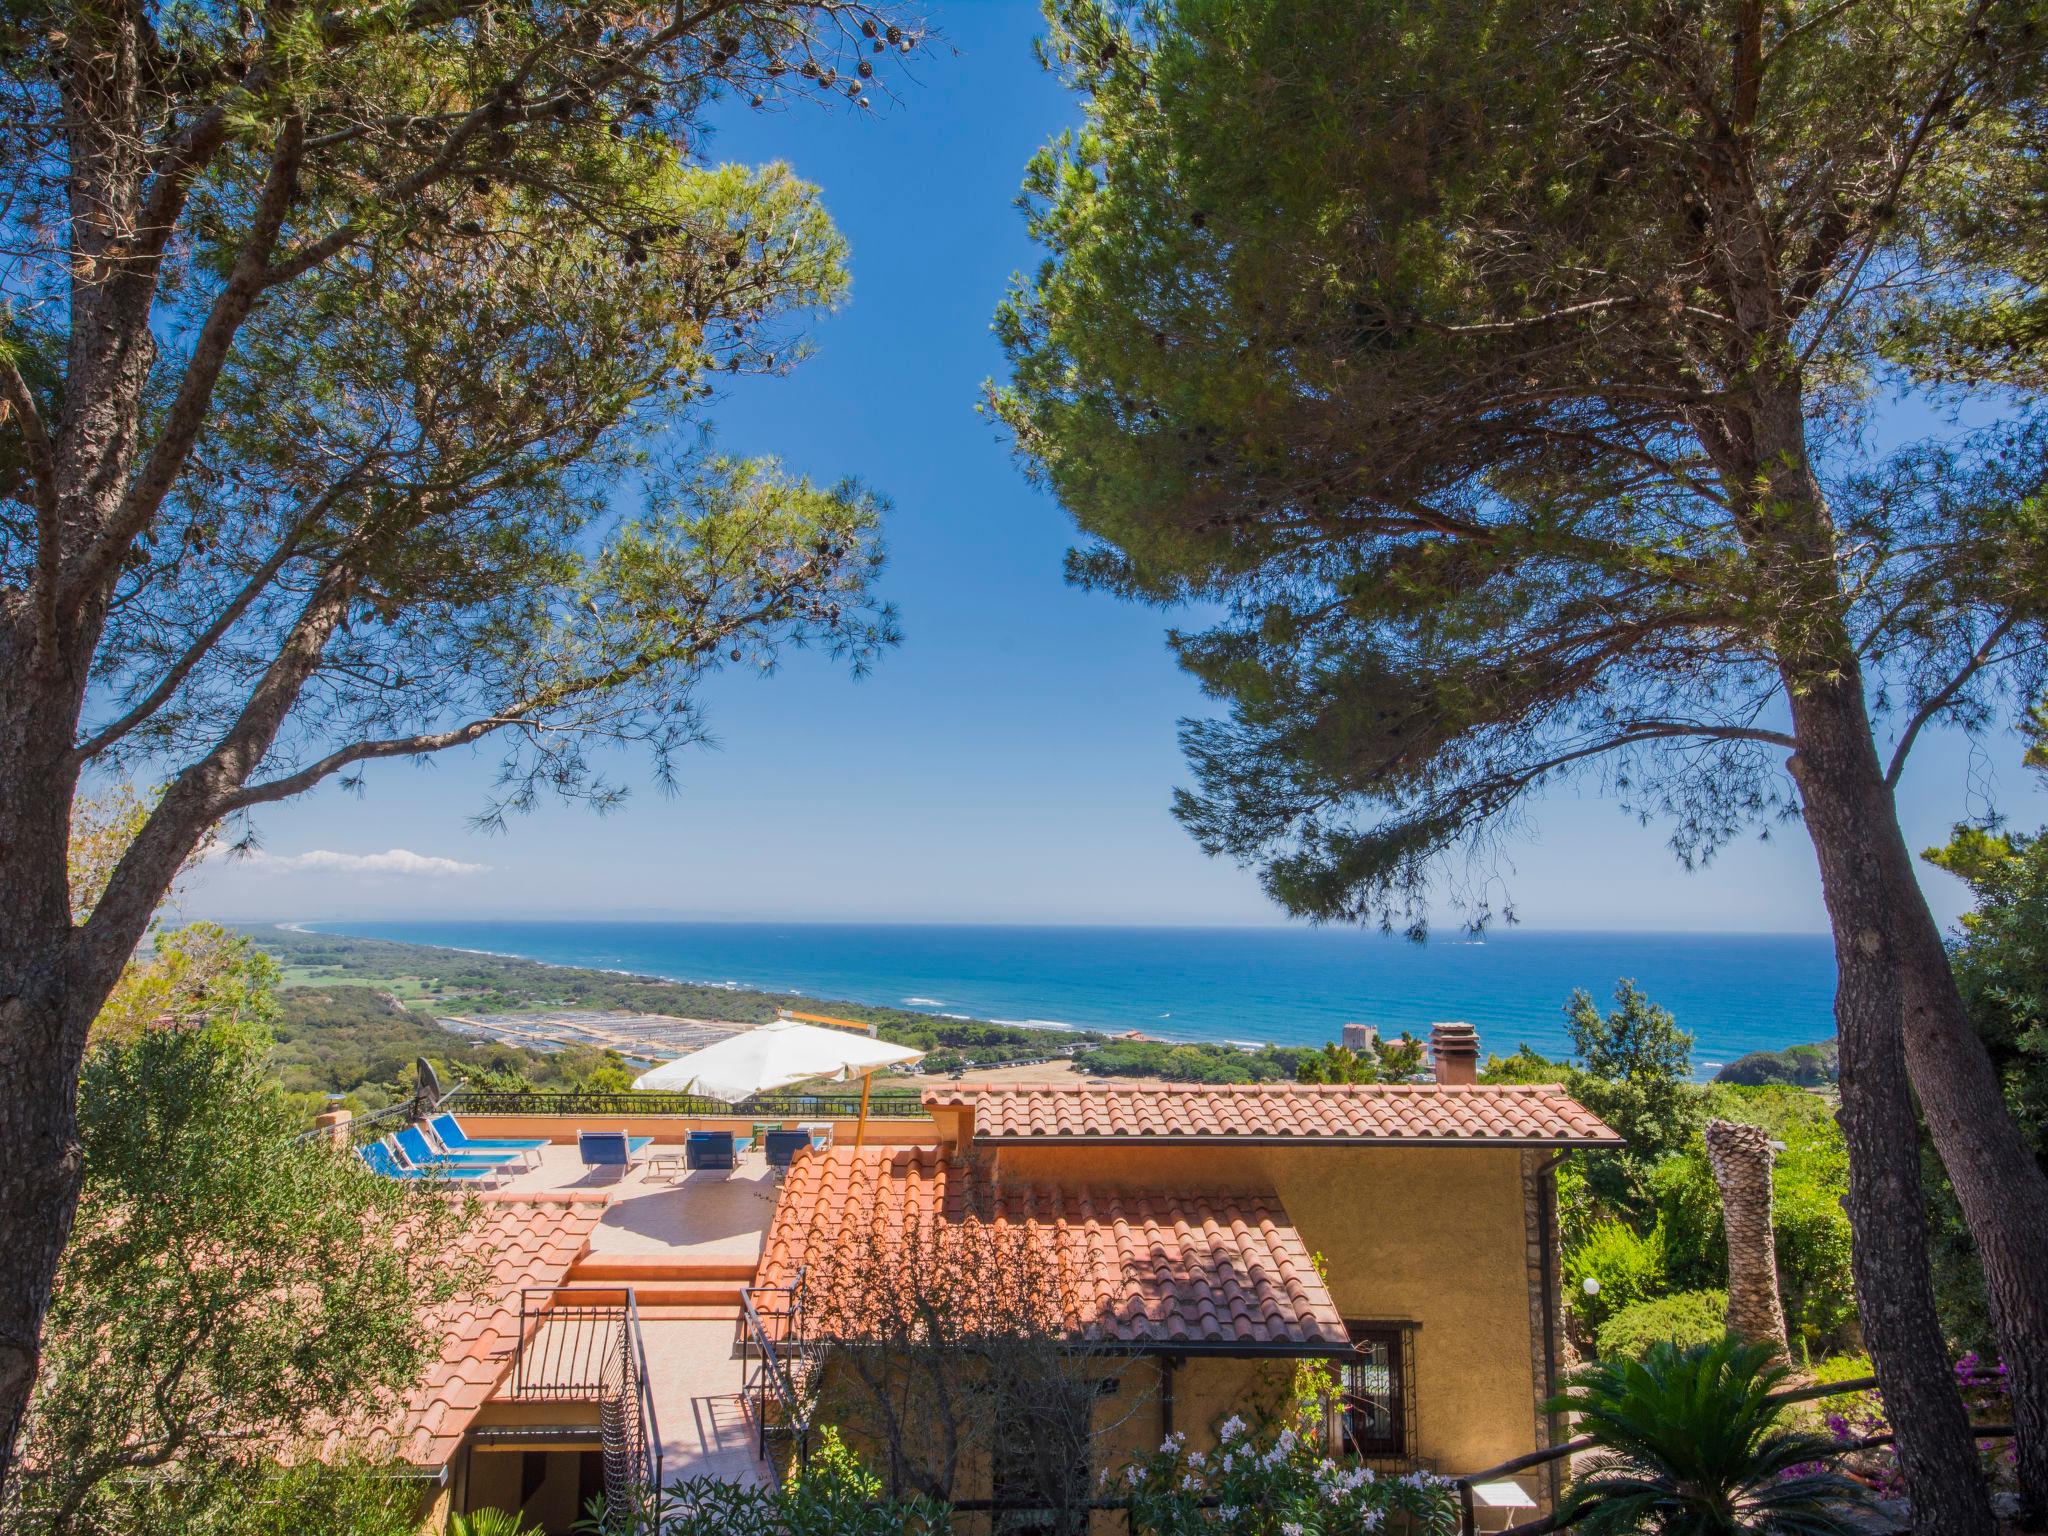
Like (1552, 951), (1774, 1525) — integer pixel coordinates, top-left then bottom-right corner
(449, 1510), (540, 1536)
(1549, 1336), (1870, 1534)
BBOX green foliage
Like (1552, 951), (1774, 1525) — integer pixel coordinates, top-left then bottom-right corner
(1919, 790), (2048, 1349)
(595, 1429), (949, 1536)
(1559, 983), (1703, 1223)
(1294, 1032), (1424, 1083)
(1119, 1409), (1459, 1535)
(7, 993), (476, 1534)
(1715, 1042), (1839, 1088)
(1073, 1039), (1307, 1083)
(991, 0), (2047, 933)
(1924, 814), (2048, 1163)
(1480, 1044), (1571, 1084)
(1646, 1088), (1857, 1359)
(1595, 1291), (1729, 1361)
(1550, 1338), (1870, 1534)
(1566, 1220), (1668, 1334)
(452, 1508), (542, 1536)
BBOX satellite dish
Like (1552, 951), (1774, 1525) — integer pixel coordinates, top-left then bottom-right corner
(416, 1057), (446, 1108)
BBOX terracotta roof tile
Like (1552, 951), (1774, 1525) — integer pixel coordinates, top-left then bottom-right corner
(921, 1083), (1621, 1146)
(341, 1193), (608, 1467)
(758, 1147), (1347, 1352)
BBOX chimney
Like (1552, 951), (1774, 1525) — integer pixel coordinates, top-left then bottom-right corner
(314, 1106), (354, 1148)
(1342, 1022), (1379, 1055)
(1430, 1022), (1479, 1086)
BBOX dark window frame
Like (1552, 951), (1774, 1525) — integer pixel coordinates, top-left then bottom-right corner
(1340, 1321), (1414, 1459)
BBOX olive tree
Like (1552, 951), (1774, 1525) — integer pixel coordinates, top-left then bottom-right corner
(993, 0), (2047, 1526)
(0, 0), (925, 1491)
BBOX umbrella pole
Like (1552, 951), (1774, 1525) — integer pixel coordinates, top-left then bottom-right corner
(855, 1071), (873, 1151)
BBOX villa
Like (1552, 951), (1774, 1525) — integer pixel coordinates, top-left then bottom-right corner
(348, 1024), (1620, 1532)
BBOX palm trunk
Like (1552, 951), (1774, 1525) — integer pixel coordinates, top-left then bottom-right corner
(1704, 1119), (1791, 1357)
(1789, 670), (2048, 1527)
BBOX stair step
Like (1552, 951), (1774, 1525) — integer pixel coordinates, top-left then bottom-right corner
(635, 1285), (748, 1306)
(636, 1304), (744, 1322)
(570, 1255), (758, 1283)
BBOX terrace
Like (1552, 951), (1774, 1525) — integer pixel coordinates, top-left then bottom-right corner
(332, 1094), (942, 1508)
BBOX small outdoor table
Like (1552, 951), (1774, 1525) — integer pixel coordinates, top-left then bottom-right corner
(644, 1149), (688, 1181)
(796, 1121), (835, 1149)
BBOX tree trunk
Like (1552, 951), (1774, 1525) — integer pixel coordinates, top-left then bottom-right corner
(0, 661), (92, 1494)
(1790, 671), (2048, 1527)
(1704, 1118), (1791, 1358)
(1788, 676), (1997, 1534)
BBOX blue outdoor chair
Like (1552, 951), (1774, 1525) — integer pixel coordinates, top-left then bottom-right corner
(578, 1129), (653, 1177)
(429, 1112), (548, 1164)
(395, 1124), (521, 1172)
(360, 1139), (494, 1182)
(763, 1129), (813, 1169)
(685, 1129), (748, 1173)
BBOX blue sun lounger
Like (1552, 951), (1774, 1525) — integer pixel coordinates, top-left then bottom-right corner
(686, 1129), (753, 1173)
(429, 1112), (548, 1163)
(763, 1129), (813, 1168)
(394, 1124), (522, 1172)
(578, 1129), (653, 1177)
(360, 1139), (495, 1181)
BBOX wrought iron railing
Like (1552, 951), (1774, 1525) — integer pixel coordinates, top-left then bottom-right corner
(297, 1086), (468, 1147)
(513, 1288), (662, 1522)
(737, 1269), (817, 1469)
(455, 1088), (926, 1120)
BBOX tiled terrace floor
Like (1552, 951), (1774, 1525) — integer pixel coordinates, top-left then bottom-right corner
(491, 1144), (782, 1261)
(643, 1319), (769, 1488)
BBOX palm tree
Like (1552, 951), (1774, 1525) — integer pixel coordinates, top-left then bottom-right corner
(1705, 1119), (1792, 1356)
(1548, 1336), (1870, 1534)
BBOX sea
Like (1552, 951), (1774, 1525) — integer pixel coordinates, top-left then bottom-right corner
(304, 920), (1838, 1074)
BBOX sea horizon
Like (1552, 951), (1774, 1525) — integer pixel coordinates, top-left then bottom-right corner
(288, 917), (1839, 1072)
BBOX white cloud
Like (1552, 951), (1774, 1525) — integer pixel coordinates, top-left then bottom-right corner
(232, 848), (490, 878)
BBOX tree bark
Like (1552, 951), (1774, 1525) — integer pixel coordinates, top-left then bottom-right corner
(0, 652), (94, 1491)
(1789, 667), (2048, 1528)
(1704, 1118), (1791, 1358)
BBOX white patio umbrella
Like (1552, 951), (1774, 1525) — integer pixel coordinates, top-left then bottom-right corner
(631, 1015), (924, 1148)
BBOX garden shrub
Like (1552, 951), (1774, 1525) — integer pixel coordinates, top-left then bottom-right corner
(1594, 1290), (1728, 1360)
(1117, 1414), (1459, 1535)
(1565, 1219), (1668, 1332)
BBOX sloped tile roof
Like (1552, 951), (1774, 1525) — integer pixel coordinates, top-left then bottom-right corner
(348, 1193), (608, 1467)
(921, 1083), (1621, 1146)
(758, 1146), (1347, 1352)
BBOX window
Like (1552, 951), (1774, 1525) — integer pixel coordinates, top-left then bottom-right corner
(992, 1376), (1097, 1536)
(1341, 1324), (1407, 1458)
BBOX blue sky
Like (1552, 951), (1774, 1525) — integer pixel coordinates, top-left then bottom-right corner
(186, 2), (2045, 934)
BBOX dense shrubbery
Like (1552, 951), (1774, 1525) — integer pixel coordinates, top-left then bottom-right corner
(1072, 1039), (1310, 1083)
(5, 931), (474, 1536)
(1499, 989), (1862, 1363)
(1595, 1290), (1729, 1360)
(1714, 1042), (1838, 1087)
(1567, 1220), (1669, 1334)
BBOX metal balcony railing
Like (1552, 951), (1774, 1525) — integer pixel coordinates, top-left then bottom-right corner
(737, 1268), (819, 1469)
(514, 1288), (662, 1521)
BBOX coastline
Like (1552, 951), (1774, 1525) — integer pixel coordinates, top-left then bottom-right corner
(267, 916), (1839, 1066)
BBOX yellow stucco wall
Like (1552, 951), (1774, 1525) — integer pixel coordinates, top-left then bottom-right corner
(991, 1143), (1543, 1484)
